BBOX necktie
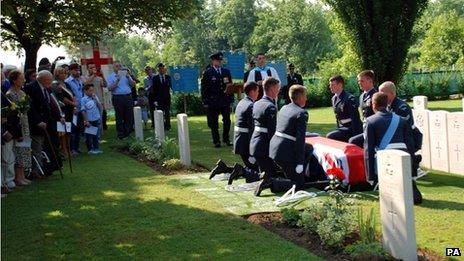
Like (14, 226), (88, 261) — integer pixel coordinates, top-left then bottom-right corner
(216, 68), (221, 75)
(43, 88), (50, 103)
(160, 75), (164, 84)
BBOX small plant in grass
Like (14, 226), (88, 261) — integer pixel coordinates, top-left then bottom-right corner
(357, 208), (376, 244)
(344, 242), (388, 259)
(298, 203), (324, 232)
(316, 209), (355, 248)
(161, 138), (179, 160)
(281, 208), (301, 227)
(162, 159), (183, 170)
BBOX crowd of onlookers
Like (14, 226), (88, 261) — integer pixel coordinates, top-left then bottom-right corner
(1, 57), (114, 198)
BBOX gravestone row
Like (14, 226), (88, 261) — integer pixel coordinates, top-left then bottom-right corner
(412, 96), (464, 175)
(133, 107), (191, 166)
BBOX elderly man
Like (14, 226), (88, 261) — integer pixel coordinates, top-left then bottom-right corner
(24, 70), (54, 178)
(107, 61), (136, 139)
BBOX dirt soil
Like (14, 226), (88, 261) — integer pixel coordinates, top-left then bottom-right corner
(119, 150), (208, 175)
(246, 212), (444, 261)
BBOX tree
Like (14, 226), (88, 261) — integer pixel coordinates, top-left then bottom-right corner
(417, 11), (464, 70)
(214, 0), (258, 51)
(325, 0), (428, 83)
(246, 0), (333, 74)
(1, 0), (200, 71)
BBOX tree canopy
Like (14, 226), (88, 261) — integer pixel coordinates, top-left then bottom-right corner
(1, 0), (200, 70)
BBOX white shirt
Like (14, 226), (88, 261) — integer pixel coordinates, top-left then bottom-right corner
(246, 66), (280, 84)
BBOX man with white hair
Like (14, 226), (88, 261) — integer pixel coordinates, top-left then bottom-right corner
(24, 70), (54, 178)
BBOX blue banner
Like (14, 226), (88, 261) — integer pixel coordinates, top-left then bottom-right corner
(268, 62), (288, 86)
(223, 51), (246, 80)
(169, 66), (199, 93)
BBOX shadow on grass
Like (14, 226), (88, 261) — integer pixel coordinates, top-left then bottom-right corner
(420, 198), (464, 211)
(418, 172), (464, 189)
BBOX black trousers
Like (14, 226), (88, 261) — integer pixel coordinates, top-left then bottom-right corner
(326, 127), (352, 143)
(206, 106), (231, 144)
(159, 104), (171, 130)
(112, 94), (134, 138)
(240, 154), (260, 183)
(256, 156), (278, 180)
(102, 109), (108, 130)
(349, 133), (364, 148)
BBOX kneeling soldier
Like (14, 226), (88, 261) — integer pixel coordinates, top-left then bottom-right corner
(256, 85), (325, 195)
(326, 75), (363, 142)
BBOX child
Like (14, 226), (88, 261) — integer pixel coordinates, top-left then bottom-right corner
(136, 88), (149, 128)
(81, 84), (103, 154)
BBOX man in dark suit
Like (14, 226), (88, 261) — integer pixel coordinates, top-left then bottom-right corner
(279, 63), (304, 105)
(24, 70), (53, 178)
(201, 52), (234, 148)
(243, 60), (255, 83)
(249, 77), (280, 196)
(326, 75), (363, 142)
(255, 85), (325, 195)
(349, 70), (378, 147)
(363, 92), (421, 204)
(151, 63), (172, 130)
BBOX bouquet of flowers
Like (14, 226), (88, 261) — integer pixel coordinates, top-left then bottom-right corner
(7, 95), (30, 114)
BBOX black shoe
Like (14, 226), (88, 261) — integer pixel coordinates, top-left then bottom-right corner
(228, 164), (244, 185)
(412, 180), (422, 205)
(214, 143), (221, 148)
(224, 140), (233, 146)
(209, 160), (232, 179)
(254, 179), (272, 196)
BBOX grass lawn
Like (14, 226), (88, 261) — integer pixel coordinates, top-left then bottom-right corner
(2, 99), (462, 259)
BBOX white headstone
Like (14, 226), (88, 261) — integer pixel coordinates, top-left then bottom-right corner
(133, 107), (143, 141)
(412, 109), (431, 168)
(177, 113), (191, 166)
(447, 112), (464, 175)
(429, 110), (450, 172)
(377, 149), (417, 261)
(154, 110), (165, 140)
(413, 96), (428, 110)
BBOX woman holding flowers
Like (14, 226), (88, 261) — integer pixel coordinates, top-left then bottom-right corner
(6, 70), (32, 185)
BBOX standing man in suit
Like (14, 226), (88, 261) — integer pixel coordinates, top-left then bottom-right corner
(201, 52), (234, 148)
(151, 63), (172, 131)
(246, 53), (280, 100)
(24, 70), (53, 178)
(349, 70), (378, 147)
(279, 63), (304, 105)
(249, 77), (280, 196)
(143, 66), (155, 127)
(326, 75), (363, 142)
(243, 60), (256, 83)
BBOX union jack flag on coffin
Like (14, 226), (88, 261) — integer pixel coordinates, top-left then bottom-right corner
(306, 136), (366, 185)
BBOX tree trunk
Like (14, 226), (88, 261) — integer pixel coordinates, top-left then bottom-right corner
(22, 42), (42, 72)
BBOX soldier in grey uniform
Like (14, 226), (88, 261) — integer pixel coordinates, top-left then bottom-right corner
(249, 77), (280, 196)
(326, 75), (363, 142)
(256, 85), (325, 195)
(209, 82), (262, 183)
(349, 70), (378, 147)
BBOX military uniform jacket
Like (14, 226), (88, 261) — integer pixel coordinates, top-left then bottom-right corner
(280, 73), (304, 104)
(332, 90), (362, 134)
(389, 97), (414, 126)
(233, 96), (254, 155)
(359, 87), (378, 121)
(201, 67), (233, 109)
(269, 102), (308, 165)
(249, 96), (277, 158)
(364, 110), (414, 181)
